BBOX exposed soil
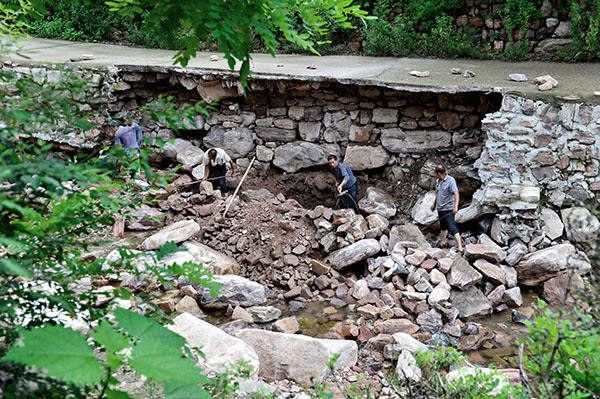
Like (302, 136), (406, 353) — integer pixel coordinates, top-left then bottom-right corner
(243, 168), (416, 222)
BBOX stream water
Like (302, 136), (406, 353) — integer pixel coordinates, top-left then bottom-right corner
(202, 291), (546, 369)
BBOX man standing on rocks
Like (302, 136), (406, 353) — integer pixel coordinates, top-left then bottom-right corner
(202, 148), (236, 194)
(430, 165), (463, 252)
(328, 154), (357, 210)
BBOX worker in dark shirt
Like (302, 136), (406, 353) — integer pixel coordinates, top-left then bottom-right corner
(430, 164), (463, 252)
(328, 154), (357, 210)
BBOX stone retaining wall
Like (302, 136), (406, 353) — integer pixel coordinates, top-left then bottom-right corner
(440, 0), (572, 55)
(6, 64), (599, 209)
(477, 95), (600, 206)
(357, 0), (576, 57)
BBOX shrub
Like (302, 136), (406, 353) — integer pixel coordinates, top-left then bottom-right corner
(560, 0), (600, 61)
(523, 301), (600, 398)
(503, 39), (530, 61)
(363, 13), (485, 58)
(28, 0), (131, 42)
(390, 346), (523, 399)
(500, 0), (538, 60)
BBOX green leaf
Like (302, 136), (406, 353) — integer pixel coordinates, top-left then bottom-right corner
(129, 339), (206, 384)
(0, 258), (33, 278)
(155, 241), (186, 261)
(239, 59), (251, 86)
(113, 308), (186, 350)
(92, 320), (132, 353)
(164, 382), (212, 399)
(106, 389), (134, 399)
(2, 325), (104, 387)
(106, 353), (125, 370)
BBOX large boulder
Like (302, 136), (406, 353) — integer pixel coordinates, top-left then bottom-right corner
(540, 207), (564, 240)
(464, 243), (507, 263)
(343, 145), (390, 171)
(198, 275), (267, 308)
(236, 329), (358, 385)
(481, 184), (540, 211)
(168, 313), (259, 377)
(448, 256), (482, 291)
(272, 142), (340, 173)
(358, 187), (397, 218)
(455, 199), (494, 224)
(127, 205), (165, 231)
(561, 207), (600, 243)
(181, 241), (240, 275)
(325, 239), (381, 271)
(176, 145), (204, 168)
(255, 127), (296, 142)
(515, 243), (591, 286)
(381, 128), (452, 153)
(450, 286), (492, 319)
(411, 192), (437, 225)
(141, 220), (200, 250)
(162, 138), (193, 160)
(388, 224), (431, 250)
(203, 126), (255, 158)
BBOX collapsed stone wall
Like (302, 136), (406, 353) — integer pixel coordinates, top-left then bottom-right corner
(6, 63), (599, 221)
(106, 67), (502, 198)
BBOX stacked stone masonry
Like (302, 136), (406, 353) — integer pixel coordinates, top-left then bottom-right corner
(477, 95), (600, 206)
(104, 68), (502, 192)
(6, 64), (599, 210)
(450, 0), (575, 55)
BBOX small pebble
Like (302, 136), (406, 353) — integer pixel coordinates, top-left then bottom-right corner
(463, 70), (475, 78)
(451, 68), (461, 74)
(538, 80), (554, 91)
(509, 73), (527, 82)
(210, 55), (219, 61)
(534, 75), (558, 87)
(410, 70), (430, 78)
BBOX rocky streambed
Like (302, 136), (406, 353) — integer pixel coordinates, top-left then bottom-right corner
(74, 157), (596, 398)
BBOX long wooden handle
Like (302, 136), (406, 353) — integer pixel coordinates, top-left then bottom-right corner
(223, 156), (255, 217)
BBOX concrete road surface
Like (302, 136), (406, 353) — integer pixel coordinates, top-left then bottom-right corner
(4, 36), (600, 104)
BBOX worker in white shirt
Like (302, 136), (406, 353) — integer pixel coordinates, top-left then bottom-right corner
(202, 148), (236, 193)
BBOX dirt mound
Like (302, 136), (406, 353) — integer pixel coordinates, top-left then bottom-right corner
(196, 190), (320, 290)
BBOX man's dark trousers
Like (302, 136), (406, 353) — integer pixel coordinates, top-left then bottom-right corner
(209, 164), (228, 193)
(341, 183), (357, 210)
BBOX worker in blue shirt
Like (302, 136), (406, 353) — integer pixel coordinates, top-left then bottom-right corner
(124, 114), (142, 147)
(111, 120), (139, 178)
(328, 154), (357, 210)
